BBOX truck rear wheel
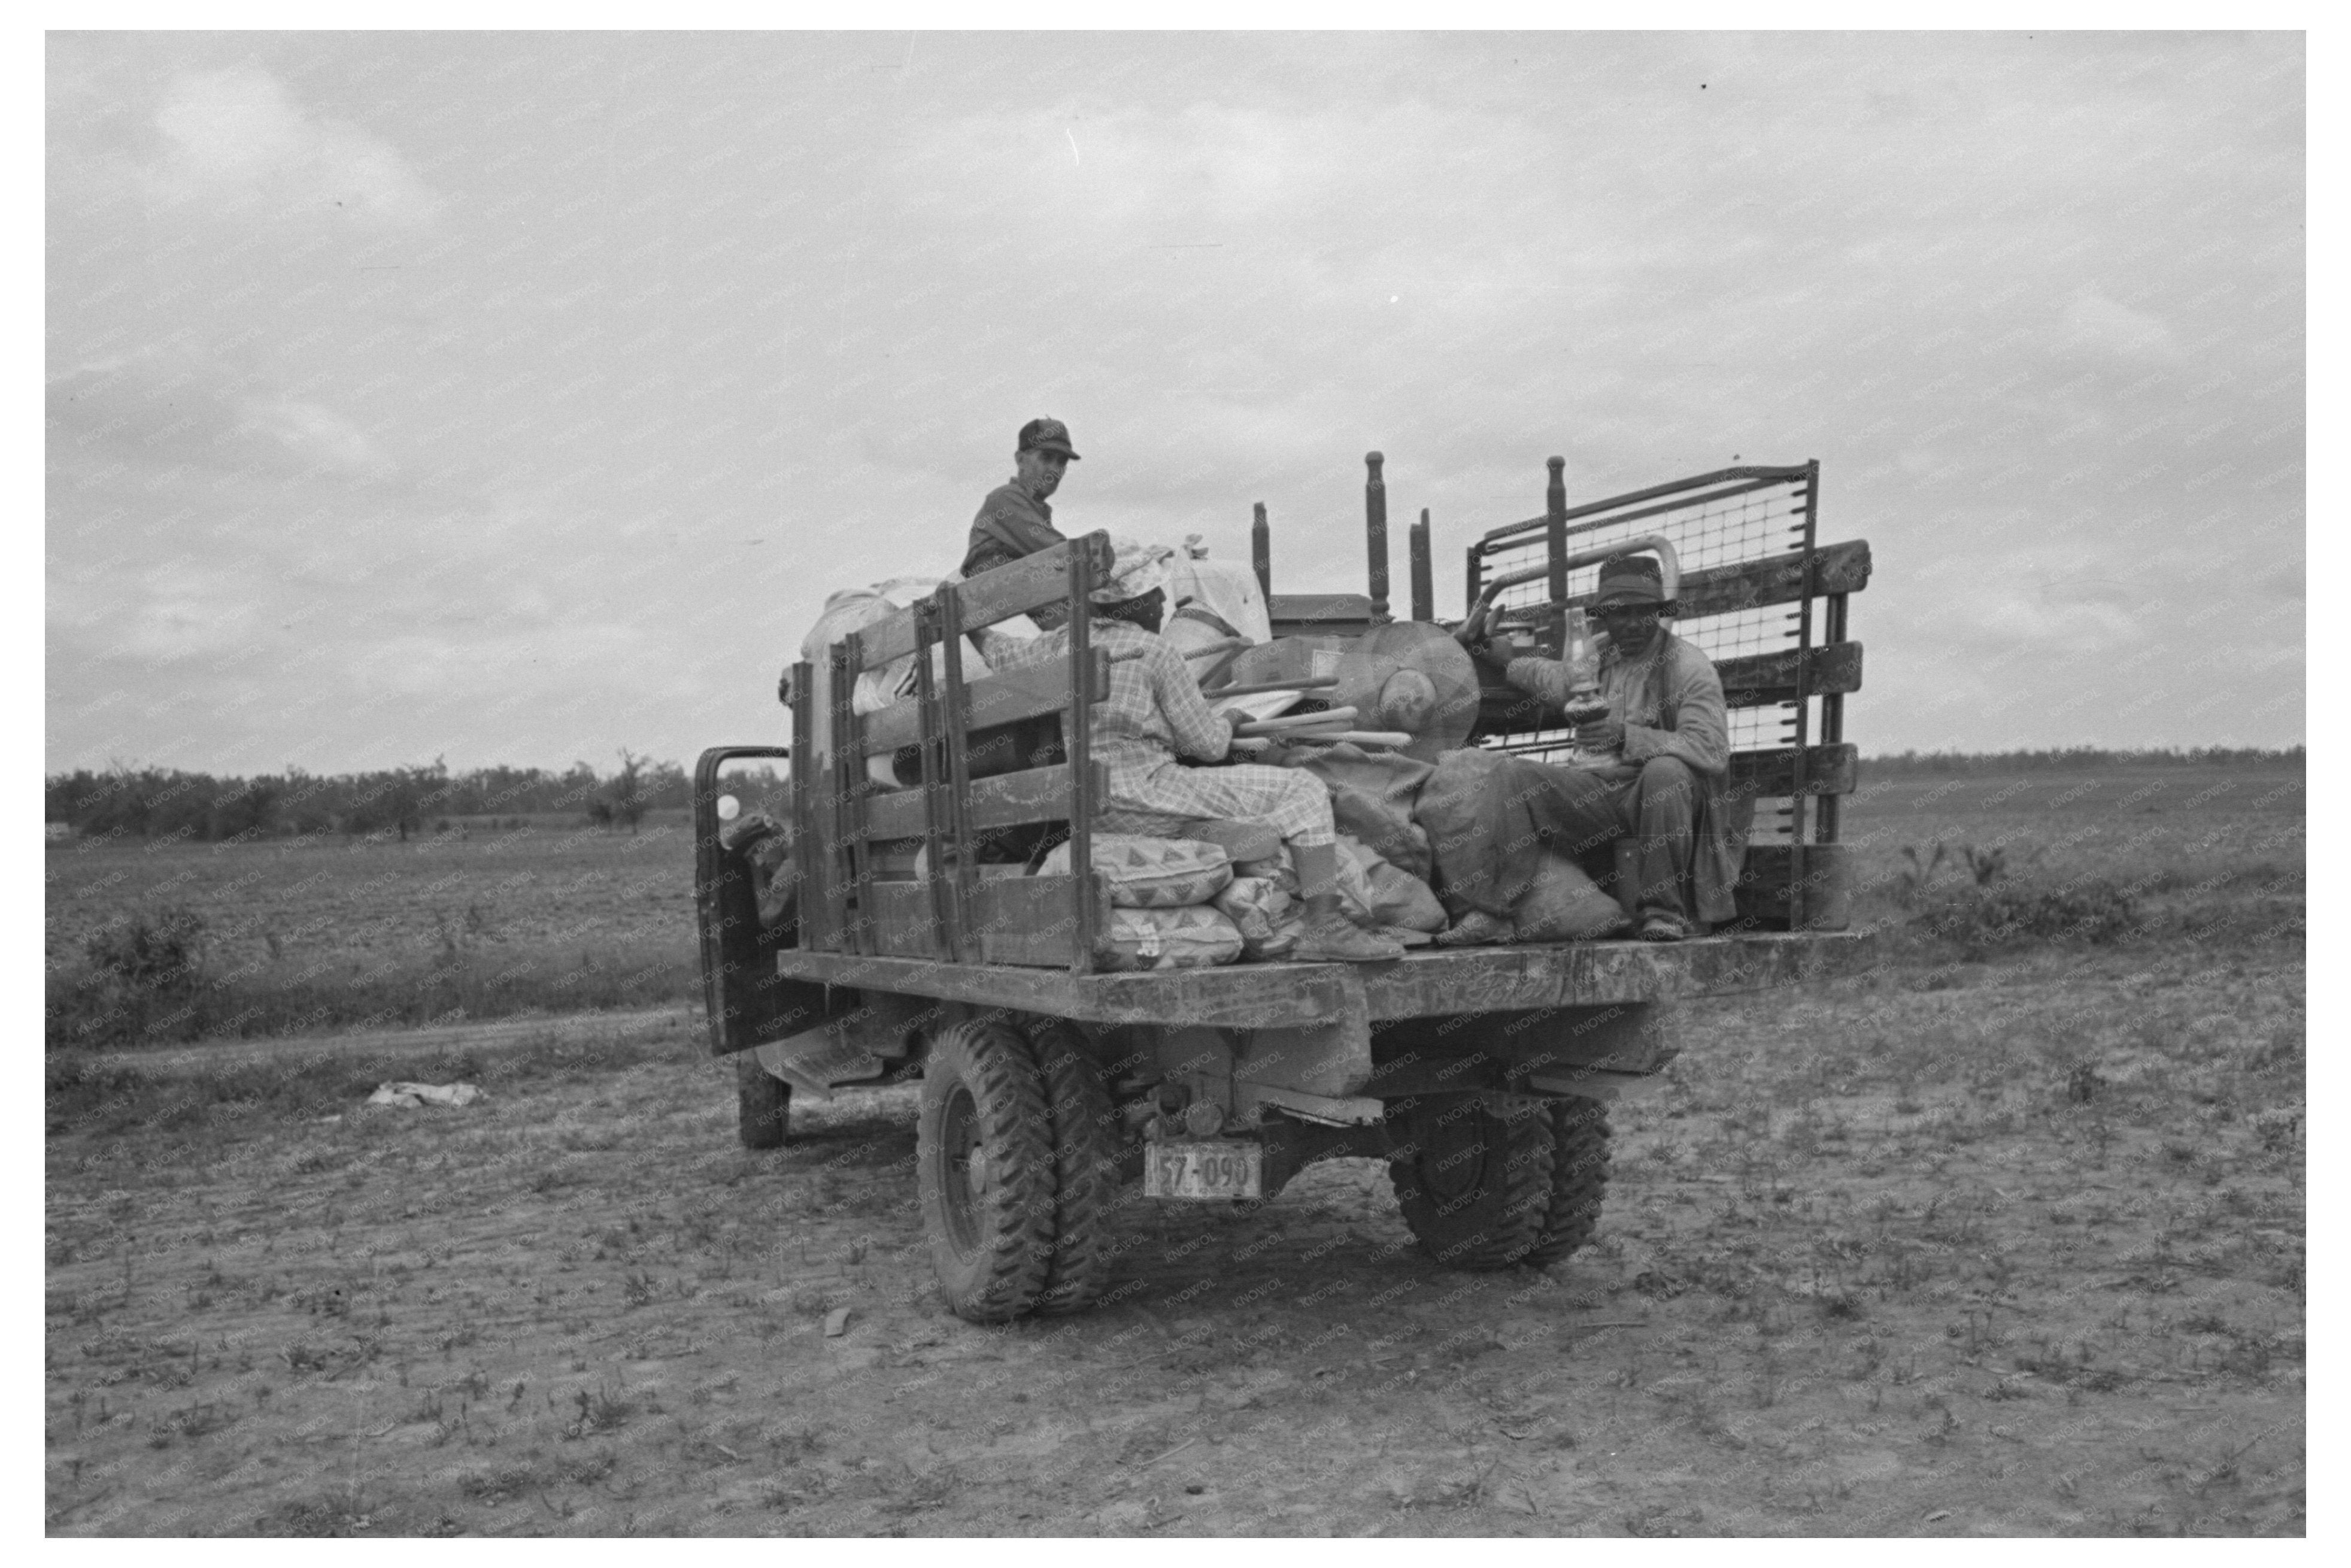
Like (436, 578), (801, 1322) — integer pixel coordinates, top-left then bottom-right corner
(917, 1020), (1057, 1323)
(1388, 1093), (1555, 1271)
(736, 1052), (790, 1150)
(1524, 1096), (1612, 1267)
(1029, 1021), (1120, 1316)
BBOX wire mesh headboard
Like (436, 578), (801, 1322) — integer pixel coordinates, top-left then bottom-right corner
(1466, 462), (1827, 847)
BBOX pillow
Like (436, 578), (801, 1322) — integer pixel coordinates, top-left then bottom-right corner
(1513, 851), (1631, 942)
(1095, 905), (1245, 971)
(1040, 834), (1234, 908)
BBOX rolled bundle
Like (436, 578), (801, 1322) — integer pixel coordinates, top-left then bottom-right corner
(1232, 706), (1358, 737)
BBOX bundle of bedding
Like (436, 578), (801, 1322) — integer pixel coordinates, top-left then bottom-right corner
(1038, 834), (1246, 970)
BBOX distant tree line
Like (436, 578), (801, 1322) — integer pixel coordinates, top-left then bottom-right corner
(45, 744), (2303, 842)
(45, 751), (691, 842)
(1864, 745), (2303, 778)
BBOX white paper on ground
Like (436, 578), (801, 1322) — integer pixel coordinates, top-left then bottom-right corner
(366, 1081), (484, 1109)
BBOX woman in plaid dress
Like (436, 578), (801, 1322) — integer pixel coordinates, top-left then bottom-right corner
(996, 541), (1403, 964)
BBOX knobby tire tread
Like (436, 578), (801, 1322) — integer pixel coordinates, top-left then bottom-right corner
(1524, 1096), (1612, 1268)
(1029, 1021), (1120, 1316)
(1388, 1094), (1557, 1272)
(919, 1021), (1057, 1323)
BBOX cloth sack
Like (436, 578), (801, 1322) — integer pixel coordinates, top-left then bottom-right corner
(1299, 743), (1437, 882)
(798, 582), (991, 787)
(1339, 836), (1449, 933)
(1212, 875), (1299, 960)
(1167, 545), (1273, 645)
(1095, 905), (1245, 971)
(1415, 745), (1536, 920)
(1040, 834), (1234, 908)
(1513, 850), (1632, 942)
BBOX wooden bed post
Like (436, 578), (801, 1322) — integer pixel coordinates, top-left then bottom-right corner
(1409, 508), (1434, 623)
(1545, 456), (1568, 652)
(1066, 542), (1097, 973)
(1364, 451), (1390, 622)
(1251, 502), (1271, 605)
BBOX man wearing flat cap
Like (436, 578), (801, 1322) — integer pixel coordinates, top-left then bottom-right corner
(1448, 554), (1741, 943)
(964, 417), (1081, 628)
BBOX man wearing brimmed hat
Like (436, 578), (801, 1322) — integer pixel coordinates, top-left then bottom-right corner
(1449, 553), (1740, 943)
(963, 418), (1082, 627)
(990, 536), (1406, 965)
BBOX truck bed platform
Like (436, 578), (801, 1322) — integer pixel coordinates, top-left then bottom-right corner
(773, 929), (1875, 1030)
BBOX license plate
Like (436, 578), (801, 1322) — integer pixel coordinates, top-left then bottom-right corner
(1143, 1139), (1263, 1201)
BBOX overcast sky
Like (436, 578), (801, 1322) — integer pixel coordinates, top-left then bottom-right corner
(45, 31), (2304, 775)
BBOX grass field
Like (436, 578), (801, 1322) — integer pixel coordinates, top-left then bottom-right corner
(44, 812), (701, 1045)
(44, 761), (2303, 1050)
(44, 756), (2304, 1534)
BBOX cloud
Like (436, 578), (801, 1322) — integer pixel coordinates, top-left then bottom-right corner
(236, 395), (398, 479)
(2061, 289), (2182, 364)
(141, 65), (444, 229)
(47, 353), (398, 484)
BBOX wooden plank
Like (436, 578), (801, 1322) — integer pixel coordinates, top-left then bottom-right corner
(861, 650), (1108, 754)
(773, 929), (1877, 1024)
(1268, 592), (1377, 638)
(1354, 930), (1877, 1018)
(1269, 592), (1374, 624)
(1717, 641), (1864, 708)
(1658, 538), (1871, 621)
(1218, 637), (1348, 693)
(1726, 742), (1856, 799)
(1473, 641), (1864, 735)
(971, 875), (1105, 968)
(859, 761), (1105, 841)
(1516, 539), (1870, 626)
(856, 533), (1115, 669)
(1730, 844), (1855, 933)
(863, 880), (945, 960)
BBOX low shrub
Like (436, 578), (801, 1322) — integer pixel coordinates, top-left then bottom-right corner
(1910, 880), (2140, 957)
(48, 906), (210, 1049)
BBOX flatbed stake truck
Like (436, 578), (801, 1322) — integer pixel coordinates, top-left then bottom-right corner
(696, 457), (1874, 1321)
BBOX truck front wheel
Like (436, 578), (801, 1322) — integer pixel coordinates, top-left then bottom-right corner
(1387, 1093), (1555, 1271)
(917, 1020), (1058, 1323)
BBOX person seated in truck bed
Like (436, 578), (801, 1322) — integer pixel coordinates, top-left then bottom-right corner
(961, 417), (1081, 631)
(1456, 554), (1743, 943)
(991, 537), (1406, 965)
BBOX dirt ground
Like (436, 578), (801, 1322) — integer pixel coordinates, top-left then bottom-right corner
(44, 936), (2304, 1537)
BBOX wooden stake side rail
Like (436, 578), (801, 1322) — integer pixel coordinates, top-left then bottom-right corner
(861, 762), (1109, 841)
(856, 535), (1117, 671)
(772, 930), (1874, 1028)
(803, 530), (1115, 976)
(1492, 538), (1871, 624)
(1479, 641), (1864, 730)
(861, 653), (1111, 754)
